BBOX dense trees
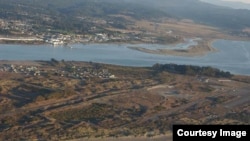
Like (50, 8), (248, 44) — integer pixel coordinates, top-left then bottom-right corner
(152, 63), (232, 78)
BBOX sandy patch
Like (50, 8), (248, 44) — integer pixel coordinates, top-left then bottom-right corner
(128, 39), (217, 57)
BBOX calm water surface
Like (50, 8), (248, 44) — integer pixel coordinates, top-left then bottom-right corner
(0, 39), (249, 75)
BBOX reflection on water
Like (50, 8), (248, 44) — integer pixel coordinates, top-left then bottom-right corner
(0, 39), (249, 75)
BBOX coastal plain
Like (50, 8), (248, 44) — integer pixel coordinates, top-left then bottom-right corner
(0, 60), (249, 140)
(1, 1), (250, 140)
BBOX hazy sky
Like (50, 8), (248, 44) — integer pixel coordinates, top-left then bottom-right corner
(223, 0), (250, 3)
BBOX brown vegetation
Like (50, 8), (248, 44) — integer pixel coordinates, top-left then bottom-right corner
(0, 61), (249, 140)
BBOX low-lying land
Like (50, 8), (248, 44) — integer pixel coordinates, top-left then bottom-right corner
(0, 60), (249, 141)
(128, 39), (217, 57)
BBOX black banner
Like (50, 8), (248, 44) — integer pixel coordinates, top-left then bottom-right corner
(173, 125), (250, 141)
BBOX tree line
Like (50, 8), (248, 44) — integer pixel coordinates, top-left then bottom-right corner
(152, 63), (232, 78)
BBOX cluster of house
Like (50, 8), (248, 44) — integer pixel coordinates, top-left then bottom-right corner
(0, 64), (116, 80)
(42, 32), (141, 45)
(42, 33), (126, 45)
(43, 34), (72, 45)
(53, 65), (116, 79)
(0, 64), (41, 76)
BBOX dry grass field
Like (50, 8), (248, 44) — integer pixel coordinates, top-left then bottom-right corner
(0, 61), (249, 140)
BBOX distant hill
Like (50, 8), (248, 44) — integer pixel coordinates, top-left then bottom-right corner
(131, 0), (250, 30)
(1, 0), (250, 31)
(200, 0), (250, 10)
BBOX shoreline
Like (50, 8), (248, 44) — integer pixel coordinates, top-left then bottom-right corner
(0, 60), (249, 76)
